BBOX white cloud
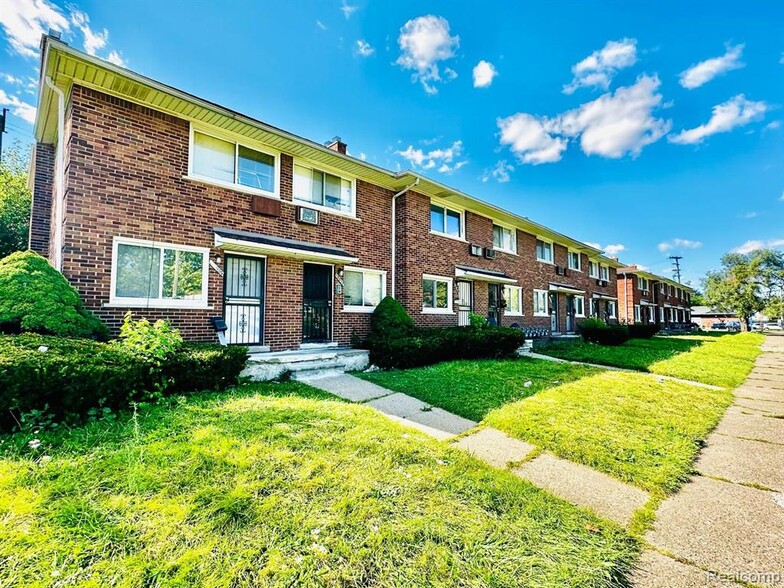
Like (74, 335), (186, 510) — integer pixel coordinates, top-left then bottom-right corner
(0, 88), (37, 124)
(316, 20), (327, 30)
(0, 0), (70, 58)
(473, 60), (497, 88)
(563, 38), (637, 94)
(106, 50), (126, 67)
(658, 238), (703, 253)
(481, 160), (514, 183)
(732, 239), (784, 254)
(603, 244), (626, 255)
(679, 44), (744, 89)
(742, 211), (759, 219)
(765, 120), (781, 131)
(396, 140), (467, 174)
(669, 95), (767, 145)
(2, 73), (23, 84)
(354, 40), (374, 57)
(497, 113), (567, 164)
(70, 9), (107, 56)
(585, 242), (601, 249)
(359, 152), (367, 161)
(396, 15), (459, 94)
(340, 0), (358, 19)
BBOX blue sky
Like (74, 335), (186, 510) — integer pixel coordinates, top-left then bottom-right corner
(1, 0), (782, 286)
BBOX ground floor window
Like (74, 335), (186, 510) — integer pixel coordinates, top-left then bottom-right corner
(607, 300), (617, 319)
(533, 290), (549, 316)
(343, 268), (385, 311)
(573, 296), (585, 317)
(647, 306), (655, 322)
(422, 275), (452, 313)
(634, 305), (641, 322)
(590, 299), (600, 317)
(504, 285), (523, 316)
(111, 237), (209, 308)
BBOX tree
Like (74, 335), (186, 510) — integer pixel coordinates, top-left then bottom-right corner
(689, 289), (707, 306)
(0, 142), (32, 258)
(703, 249), (784, 331)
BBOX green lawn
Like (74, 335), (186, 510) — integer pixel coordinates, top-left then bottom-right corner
(536, 332), (764, 387)
(358, 358), (599, 421)
(0, 382), (637, 587)
(485, 371), (733, 494)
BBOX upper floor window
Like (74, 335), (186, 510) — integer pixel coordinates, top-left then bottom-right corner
(588, 260), (599, 278)
(536, 239), (553, 263)
(568, 250), (581, 271)
(599, 264), (609, 281)
(430, 204), (462, 238)
(191, 130), (277, 196)
(638, 277), (649, 292)
(343, 268), (385, 311)
(493, 224), (516, 253)
(293, 163), (353, 214)
(504, 285), (523, 316)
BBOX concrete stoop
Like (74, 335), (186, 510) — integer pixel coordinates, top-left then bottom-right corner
(242, 348), (369, 381)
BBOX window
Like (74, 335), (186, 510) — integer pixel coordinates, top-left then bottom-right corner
(638, 277), (649, 292)
(536, 239), (553, 263)
(430, 204), (462, 238)
(191, 130), (277, 195)
(667, 284), (674, 296)
(588, 260), (599, 278)
(293, 163), (354, 214)
(343, 268), (385, 311)
(647, 306), (655, 322)
(607, 300), (617, 319)
(599, 264), (609, 280)
(659, 307), (665, 323)
(634, 305), (641, 322)
(422, 275), (452, 313)
(504, 285), (523, 316)
(111, 238), (209, 308)
(574, 296), (585, 317)
(590, 299), (600, 317)
(493, 225), (516, 253)
(533, 290), (549, 316)
(568, 250), (581, 271)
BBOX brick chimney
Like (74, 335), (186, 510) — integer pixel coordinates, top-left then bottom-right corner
(326, 136), (347, 155)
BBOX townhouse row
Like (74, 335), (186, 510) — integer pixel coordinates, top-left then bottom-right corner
(28, 36), (688, 352)
(617, 266), (693, 326)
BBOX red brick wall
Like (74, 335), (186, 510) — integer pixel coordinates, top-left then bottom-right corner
(29, 143), (54, 258)
(60, 85), (394, 350)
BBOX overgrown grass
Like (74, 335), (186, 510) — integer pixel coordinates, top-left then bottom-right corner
(0, 382), (637, 587)
(537, 333), (764, 387)
(358, 358), (599, 421)
(486, 371), (734, 494)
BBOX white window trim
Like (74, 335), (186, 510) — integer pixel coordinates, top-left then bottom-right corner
(186, 124), (281, 199)
(535, 237), (554, 264)
(567, 249), (582, 271)
(422, 274), (454, 314)
(429, 201), (466, 241)
(599, 264), (610, 281)
(342, 267), (386, 313)
(533, 289), (549, 317)
(607, 300), (617, 319)
(108, 236), (210, 309)
(574, 295), (585, 317)
(634, 305), (642, 322)
(588, 259), (599, 278)
(504, 285), (524, 316)
(292, 158), (357, 218)
(493, 223), (518, 255)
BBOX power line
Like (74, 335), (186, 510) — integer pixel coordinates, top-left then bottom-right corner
(0, 108), (7, 164)
(669, 255), (683, 283)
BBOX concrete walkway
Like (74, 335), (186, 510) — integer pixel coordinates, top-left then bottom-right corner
(631, 334), (784, 588)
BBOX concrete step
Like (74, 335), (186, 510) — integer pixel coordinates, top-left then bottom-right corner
(242, 348), (369, 382)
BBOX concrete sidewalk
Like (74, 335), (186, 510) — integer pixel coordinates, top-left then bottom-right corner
(631, 334), (784, 588)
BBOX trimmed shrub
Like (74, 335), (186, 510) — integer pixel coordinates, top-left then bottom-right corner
(367, 296), (415, 345)
(627, 323), (660, 339)
(0, 334), (248, 430)
(578, 318), (630, 346)
(0, 250), (108, 340)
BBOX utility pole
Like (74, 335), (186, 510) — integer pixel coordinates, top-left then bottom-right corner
(669, 255), (683, 283)
(0, 108), (7, 164)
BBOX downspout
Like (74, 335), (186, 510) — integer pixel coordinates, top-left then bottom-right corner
(45, 76), (65, 271)
(391, 177), (419, 299)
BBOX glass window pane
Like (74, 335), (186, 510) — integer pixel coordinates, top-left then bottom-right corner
(446, 210), (461, 236)
(193, 132), (234, 183)
(430, 205), (444, 233)
(363, 273), (382, 307)
(324, 173), (343, 210)
(237, 145), (274, 192)
(435, 281), (448, 308)
(116, 244), (160, 299)
(505, 229), (515, 251)
(163, 249), (203, 300)
(340, 178), (353, 213)
(493, 226), (502, 248)
(293, 164), (316, 204)
(344, 270), (363, 306)
(422, 279), (434, 307)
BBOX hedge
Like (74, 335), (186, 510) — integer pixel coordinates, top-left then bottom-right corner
(627, 323), (660, 339)
(0, 334), (248, 430)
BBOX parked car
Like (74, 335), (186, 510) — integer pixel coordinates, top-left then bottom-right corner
(764, 321), (783, 331)
(725, 321), (741, 332)
(711, 322), (728, 330)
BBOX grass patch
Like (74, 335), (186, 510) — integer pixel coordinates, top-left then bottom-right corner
(486, 371), (733, 494)
(358, 357), (599, 421)
(0, 381), (637, 587)
(537, 333), (763, 387)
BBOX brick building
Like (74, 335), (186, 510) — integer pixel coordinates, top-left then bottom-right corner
(616, 266), (693, 327)
(29, 36), (621, 351)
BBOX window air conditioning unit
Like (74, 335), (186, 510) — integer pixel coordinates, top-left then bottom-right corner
(297, 207), (319, 225)
(555, 266), (565, 276)
(484, 248), (496, 260)
(469, 244), (483, 256)
(596, 279), (608, 287)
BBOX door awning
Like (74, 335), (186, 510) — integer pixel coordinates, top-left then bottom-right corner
(455, 265), (517, 284)
(640, 300), (656, 306)
(214, 227), (359, 264)
(591, 293), (618, 300)
(549, 283), (585, 294)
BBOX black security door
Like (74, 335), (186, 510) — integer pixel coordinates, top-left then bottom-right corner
(224, 255), (265, 345)
(303, 263), (332, 342)
(488, 283), (502, 326)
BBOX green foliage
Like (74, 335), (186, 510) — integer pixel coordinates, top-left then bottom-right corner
(0, 334), (248, 431)
(0, 250), (108, 340)
(116, 311), (183, 363)
(0, 142), (31, 258)
(627, 323), (660, 339)
(468, 312), (487, 328)
(367, 296), (415, 344)
(577, 317), (629, 346)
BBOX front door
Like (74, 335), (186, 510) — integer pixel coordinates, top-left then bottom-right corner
(303, 263), (332, 343)
(488, 283), (502, 326)
(224, 255), (265, 345)
(565, 295), (575, 333)
(549, 292), (559, 333)
(457, 281), (472, 326)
